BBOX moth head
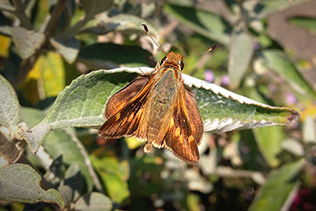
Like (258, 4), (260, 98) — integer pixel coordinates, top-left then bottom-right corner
(161, 52), (184, 71)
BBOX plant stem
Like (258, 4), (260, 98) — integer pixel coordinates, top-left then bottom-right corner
(10, 51), (41, 89)
(12, 0), (33, 30)
(44, 0), (67, 36)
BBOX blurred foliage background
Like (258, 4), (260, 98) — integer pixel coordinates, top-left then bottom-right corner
(0, 0), (316, 210)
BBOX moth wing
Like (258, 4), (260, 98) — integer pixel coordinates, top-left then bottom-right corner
(105, 76), (149, 119)
(185, 88), (204, 146)
(98, 76), (154, 140)
(163, 87), (203, 164)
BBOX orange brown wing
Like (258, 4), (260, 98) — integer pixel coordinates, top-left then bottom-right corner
(105, 76), (149, 119)
(98, 76), (154, 140)
(161, 87), (203, 164)
(185, 88), (204, 146)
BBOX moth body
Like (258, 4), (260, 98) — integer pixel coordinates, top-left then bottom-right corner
(98, 52), (203, 164)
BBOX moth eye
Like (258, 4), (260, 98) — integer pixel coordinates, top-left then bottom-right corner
(180, 61), (184, 70)
(160, 56), (167, 65)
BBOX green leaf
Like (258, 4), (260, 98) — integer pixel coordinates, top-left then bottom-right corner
(80, 0), (113, 18)
(253, 127), (285, 168)
(0, 163), (64, 209)
(20, 107), (46, 128)
(64, 162), (82, 195)
(101, 173), (130, 204)
(261, 50), (316, 99)
(302, 116), (316, 143)
(92, 156), (130, 181)
(128, 156), (163, 198)
(82, 14), (158, 36)
(289, 17), (316, 34)
(228, 32), (254, 89)
(0, 24), (11, 57)
(163, 3), (231, 44)
(104, 15), (157, 35)
(75, 192), (112, 211)
(0, 74), (21, 127)
(91, 156), (130, 204)
(282, 139), (304, 157)
(59, 162), (82, 207)
(249, 159), (305, 211)
(77, 43), (151, 69)
(11, 26), (45, 59)
(20, 107), (95, 192)
(41, 68), (298, 133)
(257, 0), (310, 18)
(42, 128), (96, 193)
(38, 52), (66, 97)
(50, 36), (80, 64)
(187, 194), (200, 211)
(244, 86), (288, 167)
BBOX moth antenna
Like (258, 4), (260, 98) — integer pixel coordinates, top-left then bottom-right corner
(142, 24), (167, 55)
(184, 44), (220, 60)
(138, 67), (145, 75)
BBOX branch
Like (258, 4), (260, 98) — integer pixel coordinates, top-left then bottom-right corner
(0, 4), (15, 12)
(9, 51), (41, 89)
(44, 0), (67, 36)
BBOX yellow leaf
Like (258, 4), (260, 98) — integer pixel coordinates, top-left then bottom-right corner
(0, 35), (11, 58)
(301, 104), (316, 120)
(125, 137), (144, 150)
(41, 52), (65, 97)
(24, 52), (66, 103)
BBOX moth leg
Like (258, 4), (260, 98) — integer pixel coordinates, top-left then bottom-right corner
(138, 67), (145, 75)
(143, 142), (153, 153)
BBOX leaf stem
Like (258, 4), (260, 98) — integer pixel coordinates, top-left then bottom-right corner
(65, 1), (97, 36)
(64, 128), (104, 193)
(11, 0), (33, 30)
(0, 4), (14, 12)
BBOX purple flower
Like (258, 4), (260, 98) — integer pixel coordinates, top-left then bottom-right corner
(221, 75), (230, 86)
(204, 70), (214, 83)
(286, 93), (297, 105)
(252, 42), (260, 50)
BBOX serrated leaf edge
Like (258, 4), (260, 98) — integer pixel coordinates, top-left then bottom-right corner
(94, 67), (299, 125)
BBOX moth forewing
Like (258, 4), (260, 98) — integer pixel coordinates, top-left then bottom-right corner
(98, 75), (154, 139)
(105, 76), (150, 119)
